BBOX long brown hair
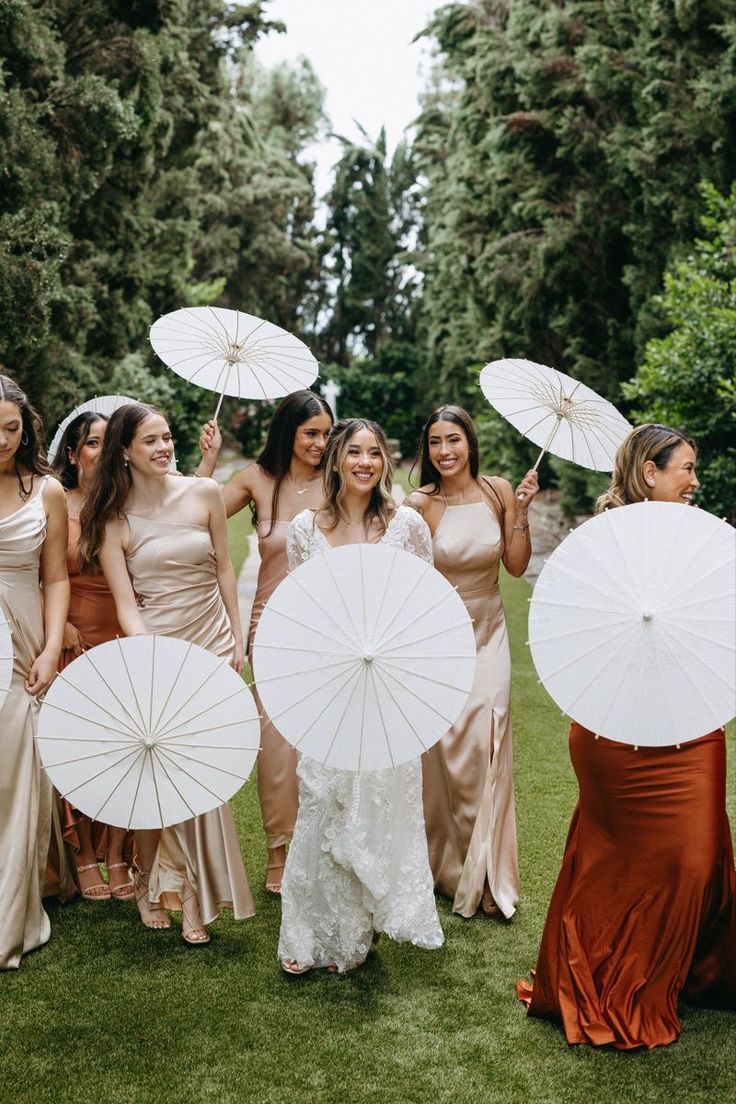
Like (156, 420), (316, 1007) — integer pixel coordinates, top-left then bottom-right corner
(595, 424), (695, 513)
(319, 419), (395, 535)
(413, 404), (505, 525)
(0, 374), (50, 489)
(53, 412), (108, 490)
(78, 402), (164, 572)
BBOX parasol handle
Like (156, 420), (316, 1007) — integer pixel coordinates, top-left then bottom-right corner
(211, 389), (226, 423)
(518, 416), (564, 499)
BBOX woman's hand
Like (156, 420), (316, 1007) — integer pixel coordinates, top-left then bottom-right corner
(231, 638), (245, 676)
(25, 648), (59, 696)
(62, 621), (86, 657)
(514, 469), (539, 507)
(199, 420), (222, 457)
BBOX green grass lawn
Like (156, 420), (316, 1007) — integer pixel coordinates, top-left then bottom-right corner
(0, 525), (733, 1104)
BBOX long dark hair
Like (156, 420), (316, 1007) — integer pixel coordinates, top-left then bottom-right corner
(254, 389), (333, 534)
(413, 404), (505, 524)
(53, 412), (108, 490)
(78, 402), (164, 573)
(319, 418), (395, 535)
(0, 374), (50, 489)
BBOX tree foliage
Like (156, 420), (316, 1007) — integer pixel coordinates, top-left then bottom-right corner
(413, 0), (736, 493)
(623, 182), (736, 522)
(0, 0), (324, 459)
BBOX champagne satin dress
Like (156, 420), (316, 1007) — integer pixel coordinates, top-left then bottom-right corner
(422, 500), (519, 918)
(56, 516), (135, 869)
(0, 483), (53, 969)
(517, 723), (736, 1049)
(247, 483), (317, 850)
(124, 513), (254, 924)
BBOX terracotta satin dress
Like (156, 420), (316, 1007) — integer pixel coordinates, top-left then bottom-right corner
(422, 501), (519, 918)
(54, 515), (135, 870)
(517, 723), (736, 1049)
(247, 482), (319, 849)
(124, 513), (254, 925)
(0, 484), (53, 969)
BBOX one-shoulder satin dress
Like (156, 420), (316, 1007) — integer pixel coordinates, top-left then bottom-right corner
(124, 513), (254, 924)
(0, 483), (53, 969)
(247, 480), (322, 850)
(422, 500), (519, 918)
(517, 723), (736, 1049)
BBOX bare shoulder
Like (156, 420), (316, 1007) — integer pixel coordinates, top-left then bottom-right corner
(233, 461), (271, 492)
(482, 474), (514, 503)
(42, 474), (66, 507)
(404, 486), (437, 515)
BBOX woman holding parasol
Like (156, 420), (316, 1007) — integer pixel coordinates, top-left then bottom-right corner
(516, 423), (736, 1048)
(406, 406), (538, 919)
(196, 390), (333, 894)
(79, 402), (253, 945)
(277, 418), (443, 974)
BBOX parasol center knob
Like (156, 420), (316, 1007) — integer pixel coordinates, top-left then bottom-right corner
(642, 609), (654, 622)
(143, 736), (156, 749)
(363, 653), (374, 664)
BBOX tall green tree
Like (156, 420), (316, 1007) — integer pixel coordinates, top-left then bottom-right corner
(624, 182), (736, 522)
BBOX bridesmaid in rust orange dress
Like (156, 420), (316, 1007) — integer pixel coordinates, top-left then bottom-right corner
(52, 412), (136, 901)
(517, 424), (736, 1049)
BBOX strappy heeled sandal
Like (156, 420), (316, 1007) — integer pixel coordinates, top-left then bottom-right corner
(282, 959), (311, 975)
(180, 885), (210, 946)
(107, 862), (135, 900)
(265, 862), (285, 895)
(75, 862), (111, 901)
(134, 870), (171, 930)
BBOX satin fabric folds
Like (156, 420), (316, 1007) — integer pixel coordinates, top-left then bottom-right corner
(517, 723), (736, 1049)
(422, 501), (519, 918)
(124, 513), (254, 925)
(0, 487), (53, 969)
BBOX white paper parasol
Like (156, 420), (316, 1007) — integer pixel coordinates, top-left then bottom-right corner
(0, 611), (13, 712)
(149, 306), (319, 420)
(47, 395), (138, 465)
(480, 358), (631, 473)
(528, 501), (736, 746)
(36, 635), (260, 829)
(252, 543), (476, 771)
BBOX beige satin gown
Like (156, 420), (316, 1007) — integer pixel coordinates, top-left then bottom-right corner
(124, 514), (254, 924)
(0, 483), (53, 968)
(422, 501), (520, 918)
(247, 483), (317, 849)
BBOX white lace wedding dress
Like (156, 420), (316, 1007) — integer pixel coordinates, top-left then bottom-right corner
(278, 506), (444, 972)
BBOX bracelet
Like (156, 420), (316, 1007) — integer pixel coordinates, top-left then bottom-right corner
(512, 522), (530, 532)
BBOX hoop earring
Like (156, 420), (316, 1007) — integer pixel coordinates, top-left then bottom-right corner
(21, 431), (28, 446)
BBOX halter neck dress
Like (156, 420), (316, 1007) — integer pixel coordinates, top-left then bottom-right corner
(422, 497), (519, 918)
(124, 512), (254, 924)
(0, 481), (53, 968)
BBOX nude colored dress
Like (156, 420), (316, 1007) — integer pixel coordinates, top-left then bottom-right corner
(422, 501), (519, 918)
(278, 507), (444, 972)
(56, 515), (135, 869)
(0, 483), (53, 969)
(247, 482), (321, 849)
(124, 513), (254, 924)
(517, 723), (736, 1049)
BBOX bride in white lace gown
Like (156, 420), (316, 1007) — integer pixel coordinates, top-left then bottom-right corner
(278, 419), (444, 974)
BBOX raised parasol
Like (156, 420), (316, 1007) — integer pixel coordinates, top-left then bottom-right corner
(149, 306), (319, 421)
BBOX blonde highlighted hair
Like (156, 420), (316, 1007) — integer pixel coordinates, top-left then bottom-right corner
(319, 419), (395, 535)
(595, 423), (695, 513)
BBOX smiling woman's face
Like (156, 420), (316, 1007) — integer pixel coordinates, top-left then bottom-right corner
(339, 426), (384, 495)
(647, 442), (699, 505)
(125, 414), (174, 476)
(428, 420), (470, 479)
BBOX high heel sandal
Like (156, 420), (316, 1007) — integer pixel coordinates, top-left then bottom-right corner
(180, 885), (210, 946)
(281, 959), (311, 975)
(134, 870), (171, 930)
(75, 862), (111, 901)
(107, 862), (135, 901)
(266, 862), (285, 895)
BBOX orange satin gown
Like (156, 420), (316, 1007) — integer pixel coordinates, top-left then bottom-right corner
(58, 516), (134, 864)
(517, 722), (736, 1049)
